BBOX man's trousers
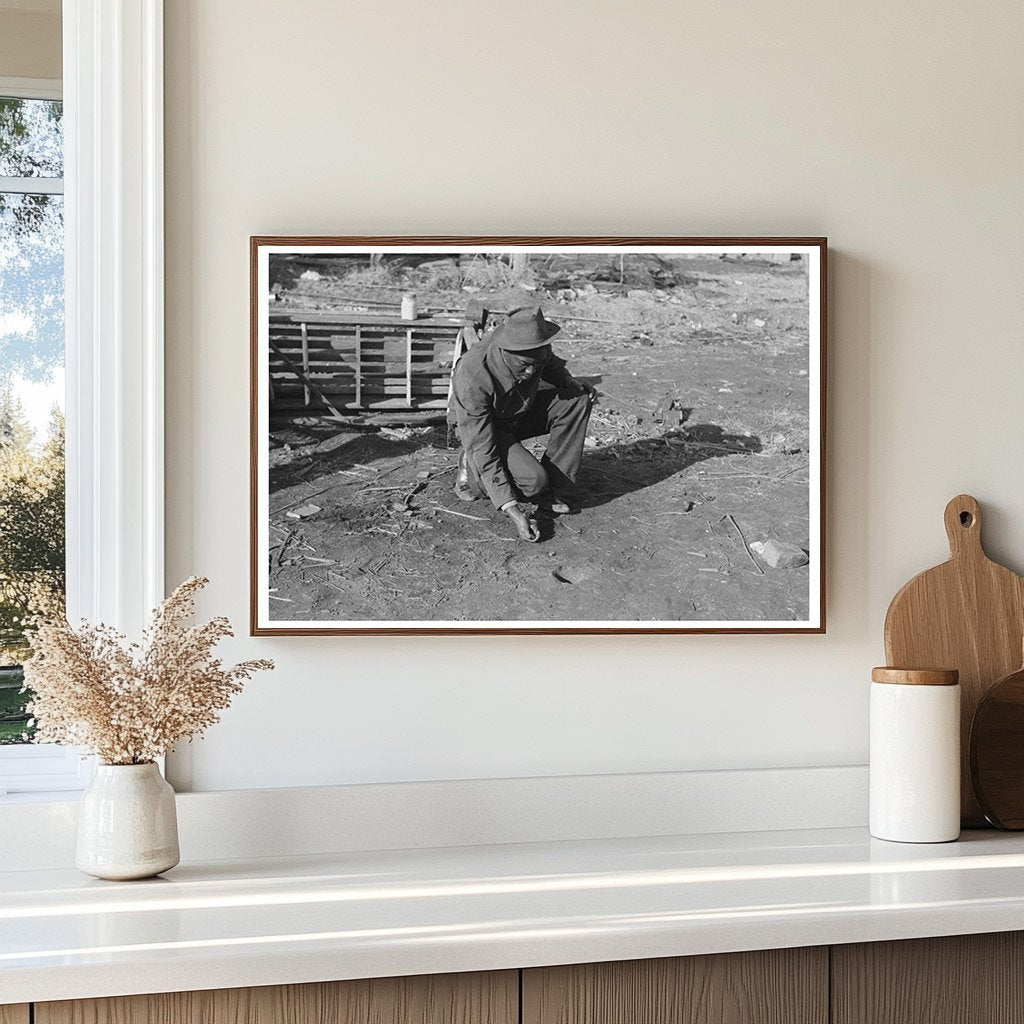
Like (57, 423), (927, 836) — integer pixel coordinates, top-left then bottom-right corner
(465, 386), (593, 501)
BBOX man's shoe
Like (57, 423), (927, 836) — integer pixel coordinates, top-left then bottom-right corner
(454, 450), (478, 502)
(542, 492), (572, 515)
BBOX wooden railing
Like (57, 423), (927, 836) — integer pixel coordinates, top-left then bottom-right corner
(268, 311), (464, 413)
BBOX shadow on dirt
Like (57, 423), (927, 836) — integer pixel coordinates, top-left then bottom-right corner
(574, 424), (763, 509)
(269, 426), (449, 493)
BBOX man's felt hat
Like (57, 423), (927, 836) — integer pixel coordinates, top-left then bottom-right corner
(489, 306), (561, 352)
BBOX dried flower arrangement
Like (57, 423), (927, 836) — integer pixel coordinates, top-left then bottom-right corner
(22, 577), (273, 765)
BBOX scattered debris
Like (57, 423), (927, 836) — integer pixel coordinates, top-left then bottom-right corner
(552, 563), (600, 584)
(724, 513), (765, 575)
(380, 427), (415, 440)
(286, 504), (321, 520)
(430, 505), (487, 522)
(653, 395), (687, 428)
(749, 539), (810, 569)
(655, 501), (695, 515)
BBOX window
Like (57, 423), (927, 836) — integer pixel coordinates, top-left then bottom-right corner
(1, 6), (167, 798)
(0, 78), (83, 795)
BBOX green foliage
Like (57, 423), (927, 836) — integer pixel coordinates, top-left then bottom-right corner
(0, 97), (65, 743)
(0, 665), (30, 743)
(0, 390), (65, 664)
(0, 97), (62, 176)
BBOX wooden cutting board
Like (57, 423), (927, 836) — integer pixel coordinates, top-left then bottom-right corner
(884, 494), (1024, 826)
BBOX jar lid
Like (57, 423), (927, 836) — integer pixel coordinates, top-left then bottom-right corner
(871, 667), (959, 686)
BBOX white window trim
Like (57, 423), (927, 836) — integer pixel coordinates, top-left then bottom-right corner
(0, 76), (62, 101)
(0, 175), (63, 195)
(0, 76), (74, 797)
(0, 744), (92, 796)
(0, 2), (165, 797)
(0, 78), (64, 195)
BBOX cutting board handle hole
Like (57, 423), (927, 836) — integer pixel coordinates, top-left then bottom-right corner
(960, 511), (974, 527)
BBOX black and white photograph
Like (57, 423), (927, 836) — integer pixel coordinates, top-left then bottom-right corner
(251, 239), (825, 634)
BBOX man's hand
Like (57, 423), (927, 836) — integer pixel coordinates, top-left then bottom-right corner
(505, 503), (540, 542)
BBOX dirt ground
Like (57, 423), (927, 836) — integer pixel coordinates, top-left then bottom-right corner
(266, 254), (813, 623)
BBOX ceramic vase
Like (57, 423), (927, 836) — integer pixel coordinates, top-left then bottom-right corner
(76, 762), (180, 880)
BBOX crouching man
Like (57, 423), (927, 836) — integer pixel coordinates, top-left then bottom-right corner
(449, 305), (595, 542)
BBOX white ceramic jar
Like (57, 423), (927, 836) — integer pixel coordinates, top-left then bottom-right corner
(76, 762), (180, 880)
(870, 667), (961, 843)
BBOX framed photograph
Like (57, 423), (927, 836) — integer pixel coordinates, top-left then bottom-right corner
(251, 237), (826, 635)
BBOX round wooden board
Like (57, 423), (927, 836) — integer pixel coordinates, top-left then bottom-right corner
(971, 663), (1024, 829)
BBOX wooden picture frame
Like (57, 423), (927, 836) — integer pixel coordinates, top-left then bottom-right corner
(251, 237), (827, 635)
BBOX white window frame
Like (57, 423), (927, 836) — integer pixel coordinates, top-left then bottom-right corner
(0, 76), (64, 194)
(0, 0), (165, 797)
(0, 75), (84, 796)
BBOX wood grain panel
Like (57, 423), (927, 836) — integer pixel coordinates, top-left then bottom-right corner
(884, 493), (1024, 825)
(36, 970), (517, 1024)
(832, 933), (1024, 1024)
(0, 1006), (30, 1024)
(522, 948), (828, 1024)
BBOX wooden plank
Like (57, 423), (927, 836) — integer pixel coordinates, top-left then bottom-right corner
(270, 339), (456, 353)
(266, 340), (347, 422)
(0, 1006), (29, 1024)
(272, 387), (449, 401)
(523, 950), (828, 1024)
(322, 379), (443, 391)
(312, 362), (451, 374)
(406, 327), (414, 405)
(270, 369), (449, 382)
(354, 324), (361, 406)
(279, 340), (454, 354)
(272, 311), (463, 327)
(273, 350), (456, 367)
(272, 397), (449, 411)
(270, 351), (452, 367)
(300, 320), (310, 406)
(276, 389), (439, 399)
(270, 336), (456, 354)
(36, 971), (518, 1024)
(271, 318), (458, 329)
(832, 933), (1024, 1024)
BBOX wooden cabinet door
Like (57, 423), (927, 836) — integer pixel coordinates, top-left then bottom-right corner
(523, 948), (828, 1024)
(0, 1007), (29, 1024)
(35, 971), (517, 1024)
(832, 932), (1024, 1024)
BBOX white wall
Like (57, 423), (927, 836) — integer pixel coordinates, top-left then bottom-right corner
(163, 0), (1024, 792)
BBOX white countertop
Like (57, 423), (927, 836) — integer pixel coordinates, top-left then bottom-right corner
(4, 826), (1024, 1004)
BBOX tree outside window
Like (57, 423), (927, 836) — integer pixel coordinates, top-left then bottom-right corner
(0, 94), (65, 744)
